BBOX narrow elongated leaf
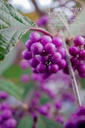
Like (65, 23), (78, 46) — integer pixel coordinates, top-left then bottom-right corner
(17, 115), (33, 128)
(37, 116), (63, 128)
(0, 0), (36, 61)
(0, 80), (23, 100)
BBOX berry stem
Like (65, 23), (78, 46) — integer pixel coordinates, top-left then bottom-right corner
(63, 38), (82, 107)
(30, 27), (53, 38)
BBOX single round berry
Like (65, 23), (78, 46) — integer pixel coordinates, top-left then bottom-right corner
(71, 57), (80, 67)
(29, 58), (39, 68)
(37, 63), (47, 73)
(20, 60), (29, 69)
(31, 42), (43, 55)
(57, 47), (66, 59)
(74, 36), (84, 46)
(44, 43), (56, 54)
(52, 36), (63, 47)
(29, 32), (41, 42)
(58, 59), (67, 69)
(5, 118), (17, 128)
(22, 50), (32, 60)
(41, 35), (52, 46)
(0, 91), (9, 99)
(25, 39), (33, 51)
(48, 64), (59, 73)
(51, 52), (62, 64)
(21, 74), (29, 83)
(78, 64), (85, 73)
(79, 50), (85, 60)
(69, 46), (79, 56)
(2, 109), (12, 119)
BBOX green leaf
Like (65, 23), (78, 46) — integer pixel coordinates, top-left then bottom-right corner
(0, 47), (18, 74)
(37, 116), (63, 128)
(17, 115), (33, 128)
(0, 0), (36, 61)
(0, 79), (23, 100)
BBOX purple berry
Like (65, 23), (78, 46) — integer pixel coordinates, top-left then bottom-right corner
(78, 64), (85, 73)
(58, 59), (67, 69)
(51, 52), (62, 64)
(69, 46), (79, 56)
(29, 58), (39, 68)
(74, 36), (84, 46)
(71, 57), (80, 67)
(20, 60), (29, 69)
(29, 32), (41, 42)
(44, 43), (56, 54)
(52, 36), (63, 47)
(31, 42), (43, 55)
(79, 50), (85, 60)
(21, 74), (29, 83)
(0, 91), (9, 99)
(37, 63), (46, 73)
(25, 39), (33, 51)
(57, 47), (66, 59)
(41, 35), (52, 46)
(5, 118), (17, 128)
(48, 64), (59, 73)
(2, 109), (12, 119)
(79, 73), (85, 78)
(22, 50), (32, 60)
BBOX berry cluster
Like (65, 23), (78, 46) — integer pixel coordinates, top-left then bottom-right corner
(0, 91), (17, 128)
(69, 36), (85, 78)
(22, 31), (67, 77)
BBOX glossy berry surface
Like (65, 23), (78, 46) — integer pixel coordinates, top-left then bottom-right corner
(22, 31), (67, 77)
(69, 36), (85, 78)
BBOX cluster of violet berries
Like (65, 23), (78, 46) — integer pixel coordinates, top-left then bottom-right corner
(69, 36), (85, 78)
(0, 91), (17, 128)
(22, 31), (67, 77)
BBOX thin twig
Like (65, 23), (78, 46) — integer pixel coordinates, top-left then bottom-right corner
(30, 27), (53, 37)
(63, 37), (81, 106)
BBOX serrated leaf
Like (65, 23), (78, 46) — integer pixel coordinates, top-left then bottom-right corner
(17, 115), (33, 128)
(0, 80), (23, 100)
(0, 0), (36, 61)
(37, 116), (63, 128)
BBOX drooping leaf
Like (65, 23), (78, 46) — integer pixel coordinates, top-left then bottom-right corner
(37, 115), (63, 128)
(17, 115), (33, 128)
(0, 0), (36, 61)
(0, 79), (23, 100)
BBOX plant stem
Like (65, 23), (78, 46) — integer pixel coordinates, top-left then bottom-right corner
(63, 38), (82, 106)
(30, 27), (53, 37)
